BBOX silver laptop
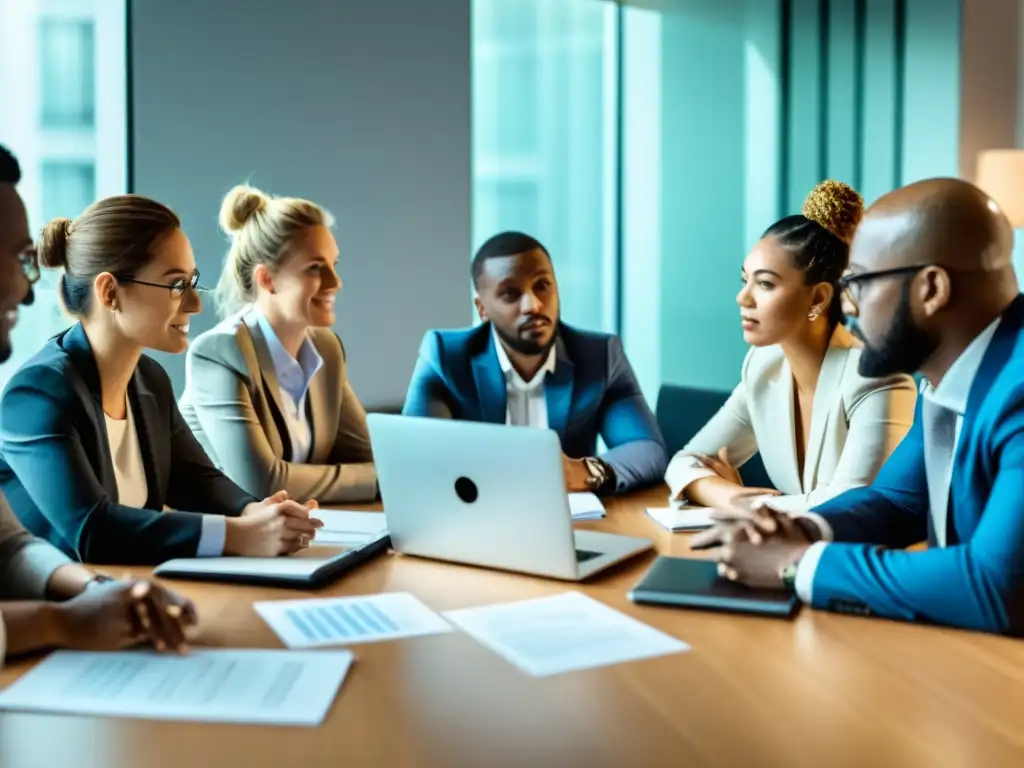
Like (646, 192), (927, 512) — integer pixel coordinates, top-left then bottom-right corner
(366, 414), (653, 581)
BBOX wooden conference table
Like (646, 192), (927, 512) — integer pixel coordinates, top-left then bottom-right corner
(1, 486), (1023, 768)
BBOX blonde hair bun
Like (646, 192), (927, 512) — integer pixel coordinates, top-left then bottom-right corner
(37, 217), (73, 270)
(219, 184), (269, 234)
(801, 179), (864, 244)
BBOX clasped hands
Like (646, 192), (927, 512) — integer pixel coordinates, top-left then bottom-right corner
(690, 447), (814, 590)
(691, 498), (817, 590)
(231, 490), (324, 556)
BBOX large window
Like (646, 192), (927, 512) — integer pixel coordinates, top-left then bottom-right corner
(472, 0), (620, 333)
(39, 17), (96, 128)
(0, 0), (127, 390)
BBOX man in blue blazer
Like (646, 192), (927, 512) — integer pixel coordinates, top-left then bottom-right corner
(402, 231), (667, 494)
(705, 178), (1024, 635)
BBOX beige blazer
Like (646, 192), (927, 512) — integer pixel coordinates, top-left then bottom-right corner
(0, 491), (74, 667)
(179, 310), (377, 503)
(665, 325), (918, 512)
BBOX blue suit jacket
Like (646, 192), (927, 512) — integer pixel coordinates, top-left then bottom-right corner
(810, 295), (1024, 635)
(402, 322), (668, 492)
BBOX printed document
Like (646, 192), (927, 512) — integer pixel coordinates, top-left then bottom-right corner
(313, 509), (388, 546)
(568, 492), (605, 521)
(255, 592), (452, 649)
(444, 592), (689, 677)
(646, 506), (715, 531)
(0, 649), (353, 726)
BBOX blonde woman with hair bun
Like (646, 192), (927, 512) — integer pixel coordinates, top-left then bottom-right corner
(179, 183), (377, 503)
(665, 180), (918, 514)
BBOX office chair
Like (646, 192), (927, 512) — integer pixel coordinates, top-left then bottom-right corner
(655, 383), (773, 490)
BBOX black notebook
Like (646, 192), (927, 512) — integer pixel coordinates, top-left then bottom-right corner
(628, 556), (800, 618)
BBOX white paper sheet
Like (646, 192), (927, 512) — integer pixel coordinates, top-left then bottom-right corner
(313, 509), (388, 546)
(646, 506), (715, 531)
(254, 592), (453, 649)
(444, 592), (689, 677)
(568, 492), (606, 521)
(0, 649), (353, 726)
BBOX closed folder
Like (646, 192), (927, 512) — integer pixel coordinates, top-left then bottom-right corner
(628, 556), (800, 618)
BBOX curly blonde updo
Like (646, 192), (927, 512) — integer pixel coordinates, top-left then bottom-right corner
(761, 179), (864, 327)
(801, 179), (864, 244)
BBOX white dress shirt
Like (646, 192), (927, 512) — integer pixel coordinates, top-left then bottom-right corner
(795, 318), (1002, 602)
(105, 399), (225, 557)
(256, 312), (324, 464)
(492, 329), (556, 429)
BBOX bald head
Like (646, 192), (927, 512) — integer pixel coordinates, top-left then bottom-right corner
(851, 177), (1014, 274)
(847, 177), (1020, 384)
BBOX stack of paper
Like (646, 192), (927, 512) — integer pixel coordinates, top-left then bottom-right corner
(444, 592), (689, 677)
(0, 649), (353, 727)
(313, 509), (388, 546)
(646, 506), (715, 532)
(568, 492), (606, 521)
(254, 592), (452, 648)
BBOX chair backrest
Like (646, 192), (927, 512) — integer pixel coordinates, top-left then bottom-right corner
(655, 383), (773, 490)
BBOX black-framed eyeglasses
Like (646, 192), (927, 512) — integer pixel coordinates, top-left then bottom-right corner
(17, 245), (40, 285)
(839, 264), (933, 316)
(117, 269), (202, 298)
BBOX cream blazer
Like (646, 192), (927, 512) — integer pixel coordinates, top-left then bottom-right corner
(179, 310), (377, 503)
(665, 325), (918, 512)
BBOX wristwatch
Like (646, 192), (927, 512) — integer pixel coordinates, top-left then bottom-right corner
(582, 457), (615, 493)
(779, 561), (799, 590)
(84, 573), (116, 591)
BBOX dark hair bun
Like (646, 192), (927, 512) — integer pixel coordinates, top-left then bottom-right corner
(802, 180), (864, 244)
(38, 218), (72, 269)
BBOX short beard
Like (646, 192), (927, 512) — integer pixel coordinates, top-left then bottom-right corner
(858, 281), (937, 378)
(494, 321), (557, 357)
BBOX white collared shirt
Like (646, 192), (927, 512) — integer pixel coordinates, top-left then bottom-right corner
(795, 318), (1002, 602)
(492, 328), (556, 429)
(256, 312), (324, 464)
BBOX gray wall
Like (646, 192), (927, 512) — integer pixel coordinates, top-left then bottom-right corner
(129, 0), (471, 409)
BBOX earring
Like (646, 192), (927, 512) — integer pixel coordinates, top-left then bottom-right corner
(808, 309), (820, 321)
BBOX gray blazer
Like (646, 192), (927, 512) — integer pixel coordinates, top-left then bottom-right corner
(179, 310), (377, 503)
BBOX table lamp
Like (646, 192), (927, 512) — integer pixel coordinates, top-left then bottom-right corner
(975, 149), (1024, 227)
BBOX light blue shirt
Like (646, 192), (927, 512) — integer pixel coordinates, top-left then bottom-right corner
(256, 312), (324, 464)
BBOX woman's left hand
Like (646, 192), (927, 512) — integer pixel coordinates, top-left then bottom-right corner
(695, 447), (743, 486)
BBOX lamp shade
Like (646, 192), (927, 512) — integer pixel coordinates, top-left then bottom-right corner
(976, 149), (1024, 227)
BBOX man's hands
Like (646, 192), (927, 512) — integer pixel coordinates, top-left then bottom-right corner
(227, 491), (323, 557)
(690, 500), (820, 590)
(53, 578), (198, 654)
(562, 454), (592, 492)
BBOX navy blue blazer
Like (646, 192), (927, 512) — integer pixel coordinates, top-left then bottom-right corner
(810, 295), (1024, 635)
(0, 323), (257, 564)
(401, 322), (668, 492)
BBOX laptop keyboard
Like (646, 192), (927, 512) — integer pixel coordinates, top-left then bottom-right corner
(575, 549), (602, 563)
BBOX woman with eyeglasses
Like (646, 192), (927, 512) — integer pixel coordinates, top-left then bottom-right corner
(177, 184), (376, 503)
(665, 180), (918, 514)
(0, 194), (323, 565)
